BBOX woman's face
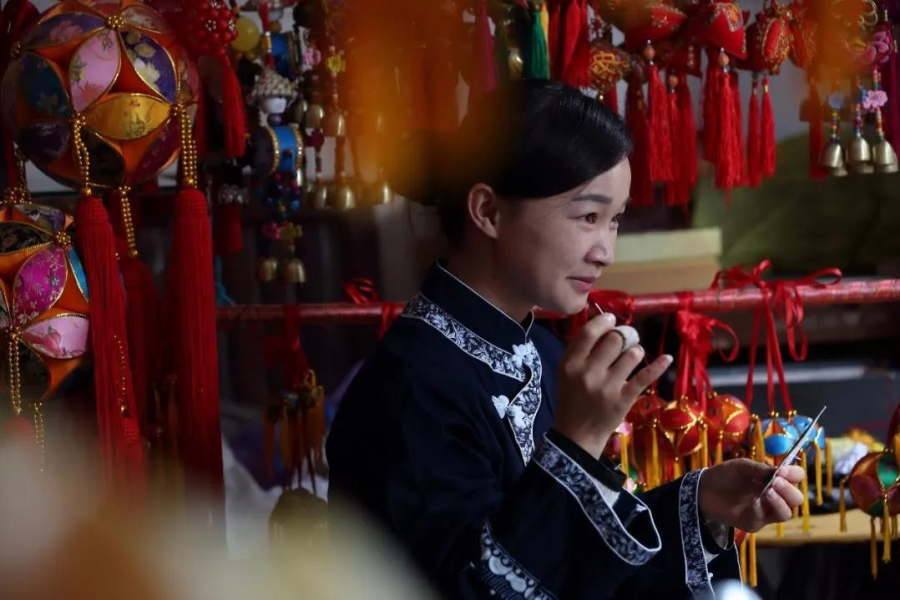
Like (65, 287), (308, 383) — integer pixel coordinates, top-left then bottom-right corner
(495, 159), (631, 316)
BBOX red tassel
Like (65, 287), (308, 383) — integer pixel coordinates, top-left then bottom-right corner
(666, 84), (686, 206)
(626, 77), (653, 207)
(703, 57), (721, 162)
(75, 195), (145, 499)
(469, 1), (498, 104)
(220, 56), (246, 159)
(731, 71), (746, 186)
(715, 68), (742, 193)
(214, 203), (244, 256)
(678, 77), (698, 190)
(747, 77), (762, 188)
(602, 88), (619, 115)
(807, 78), (827, 180)
(761, 76), (776, 179)
(548, 0), (589, 87)
(166, 188), (224, 521)
(648, 64), (674, 183)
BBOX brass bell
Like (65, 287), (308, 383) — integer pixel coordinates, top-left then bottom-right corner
(322, 107), (347, 137)
(873, 140), (899, 174)
(304, 103), (324, 129)
(820, 142), (845, 171)
(281, 258), (307, 284)
(832, 163), (848, 177)
(330, 183), (356, 211)
(508, 48), (524, 81)
(847, 135), (872, 166)
(257, 257), (279, 283)
(287, 97), (308, 125)
(366, 180), (394, 205)
(310, 183), (330, 209)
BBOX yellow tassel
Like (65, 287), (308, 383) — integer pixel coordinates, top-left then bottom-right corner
(700, 423), (709, 468)
(839, 479), (848, 532)
(815, 443), (824, 506)
(871, 517), (879, 579)
(801, 452), (811, 533)
(715, 433), (724, 465)
(826, 438), (834, 496)
(883, 498), (892, 563)
(777, 522), (785, 538)
(753, 415), (766, 463)
(739, 536), (748, 583)
(893, 515), (898, 541)
(620, 433), (630, 476)
(749, 533), (758, 587)
(540, 2), (550, 50)
(673, 456), (683, 479)
(651, 423), (660, 489)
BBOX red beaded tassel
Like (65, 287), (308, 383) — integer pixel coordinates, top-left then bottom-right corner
(730, 70), (746, 186)
(761, 75), (777, 179)
(646, 46), (673, 184)
(626, 75), (653, 207)
(747, 75), (762, 188)
(703, 51), (722, 162)
(715, 56), (742, 197)
(666, 73), (689, 207)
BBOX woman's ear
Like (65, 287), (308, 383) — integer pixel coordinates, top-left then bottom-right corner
(465, 184), (501, 240)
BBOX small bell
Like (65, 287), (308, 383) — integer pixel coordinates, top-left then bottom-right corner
(821, 142), (845, 171)
(287, 97), (308, 125)
(294, 166), (305, 190)
(303, 179), (315, 199)
(304, 103), (325, 129)
(832, 163), (849, 177)
(310, 183), (330, 209)
(508, 48), (524, 81)
(848, 135), (873, 173)
(330, 183), (356, 211)
(366, 180), (393, 205)
(281, 258), (307, 284)
(257, 257), (279, 283)
(873, 139), (899, 174)
(322, 107), (347, 137)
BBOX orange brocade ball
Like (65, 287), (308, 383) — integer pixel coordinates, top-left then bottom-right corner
(0, 0), (199, 190)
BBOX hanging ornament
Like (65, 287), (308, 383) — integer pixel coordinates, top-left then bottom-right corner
(848, 76), (875, 173)
(846, 450), (900, 578)
(588, 39), (634, 112)
(821, 81), (847, 175)
(706, 392), (750, 464)
(627, 390), (670, 489)
(870, 65), (899, 172)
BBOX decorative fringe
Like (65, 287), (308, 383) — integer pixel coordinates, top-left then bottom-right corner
(75, 195), (145, 499)
(700, 424), (709, 468)
(739, 536), (748, 583)
(731, 71), (746, 186)
(651, 422), (660, 489)
(716, 67), (743, 193)
(715, 434), (724, 465)
(626, 77), (653, 207)
(524, 5), (550, 79)
(749, 533), (758, 587)
(872, 517), (878, 579)
(665, 83), (684, 206)
(808, 78), (827, 180)
(167, 188), (224, 525)
(647, 64), (673, 182)
(815, 443), (823, 506)
(826, 438), (834, 495)
(883, 500), (891, 563)
(470, 0), (498, 103)
(220, 56), (247, 159)
(620, 432), (629, 476)
(703, 57), (721, 162)
(761, 76), (776, 178)
(839, 479), (848, 532)
(801, 452), (810, 533)
(548, 0), (589, 87)
(776, 521), (785, 538)
(673, 456), (682, 479)
(679, 77), (698, 189)
(748, 76), (762, 187)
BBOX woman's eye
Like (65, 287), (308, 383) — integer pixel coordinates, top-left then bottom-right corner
(582, 213), (598, 224)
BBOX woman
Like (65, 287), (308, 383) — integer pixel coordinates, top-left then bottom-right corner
(326, 80), (804, 599)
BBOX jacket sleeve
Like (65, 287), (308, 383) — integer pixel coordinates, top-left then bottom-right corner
(371, 374), (672, 599)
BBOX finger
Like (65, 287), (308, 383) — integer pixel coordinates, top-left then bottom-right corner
(772, 477), (805, 508)
(777, 465), (806, 486)
(606, 345), (645, 384)
(761, 488), (793, 522)
(564, 313), (617, 365)
(621, 355), (674, 399)
(588, 329), (636, 370)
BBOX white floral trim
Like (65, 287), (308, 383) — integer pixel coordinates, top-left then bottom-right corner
(533, 437), (662, 565)
(403, 294), (543, 464)
(480, 522), (555, 600)
(680, 469), (714, 596)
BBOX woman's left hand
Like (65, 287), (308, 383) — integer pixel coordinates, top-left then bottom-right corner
(698, 459), (806, 533)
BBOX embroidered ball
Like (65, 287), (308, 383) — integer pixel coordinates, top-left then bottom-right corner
(1, 0), (198, 190)
(847, 451), (900, 518)
(659, 399), (704, 457)
(706, 393), (750, 454)
(0, 203), (90, 418)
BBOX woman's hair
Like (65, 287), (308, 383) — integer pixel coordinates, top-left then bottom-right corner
(395, 79), (632, 243)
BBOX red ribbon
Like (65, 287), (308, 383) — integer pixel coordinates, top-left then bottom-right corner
(712, 260), (842, 415)
(673, 310), (739, 413)
(342, 277), (395, 339)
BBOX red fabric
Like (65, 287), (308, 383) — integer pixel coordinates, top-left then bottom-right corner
(647, 65), (673, 183)
(342, 277), (396, 339)
(626, 77), (653, 207)
(715, 68), (742, 192)
(747, 77), (762, 188)
(702, 59), (721, 162)
(673, 310), (739, 412)
(548, 0), (590, 87)
(75, 195), (145, 500)
(468, 1), (497, 104)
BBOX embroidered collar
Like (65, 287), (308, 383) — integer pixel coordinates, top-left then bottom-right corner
(420, 260), (534, 351)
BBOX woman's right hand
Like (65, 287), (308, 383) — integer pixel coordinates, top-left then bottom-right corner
(552, 313), (673, 460)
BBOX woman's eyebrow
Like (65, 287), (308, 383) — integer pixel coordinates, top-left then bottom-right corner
(571, 194), (613, 204)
